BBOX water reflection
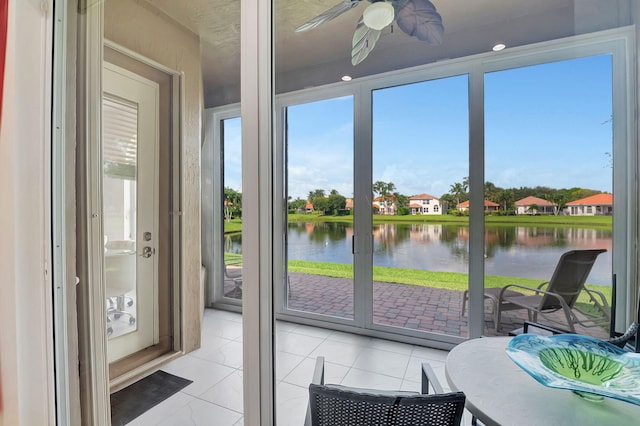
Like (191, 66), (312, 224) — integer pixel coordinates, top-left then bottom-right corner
(227, 222), (613, 285)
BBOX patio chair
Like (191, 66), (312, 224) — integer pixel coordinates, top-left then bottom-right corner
(495, 249), (609, 332)
(461, 287), (528, 332)
(223, 262), (243, 298)
(304, 356), (465, 426)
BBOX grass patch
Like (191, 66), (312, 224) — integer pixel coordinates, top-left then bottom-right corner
(288, 260), (611, 307)
(223, 218), (243, 234)
(224, 252), (243, 264)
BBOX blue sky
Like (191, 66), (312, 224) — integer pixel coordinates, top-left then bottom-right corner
(225, 54), (613, 201)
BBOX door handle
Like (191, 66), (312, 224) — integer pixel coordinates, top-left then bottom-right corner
(141, 246), (154, 258)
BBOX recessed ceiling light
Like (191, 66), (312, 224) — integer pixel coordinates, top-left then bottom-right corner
(492, 43), (506, 52)
(341, 75), (352, 82)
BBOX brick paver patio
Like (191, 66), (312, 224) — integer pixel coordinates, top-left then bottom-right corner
(225, 272), (610, 339)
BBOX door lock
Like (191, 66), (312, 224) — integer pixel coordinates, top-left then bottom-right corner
(141, 246), (154, 258)
(143, 232), (152, 241)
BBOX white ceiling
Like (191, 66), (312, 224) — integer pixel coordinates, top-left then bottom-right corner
(144, 0), (632, 107)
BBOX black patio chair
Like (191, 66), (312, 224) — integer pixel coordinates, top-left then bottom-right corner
(495, 249), (609, 332)
(304, 356), (465, 426)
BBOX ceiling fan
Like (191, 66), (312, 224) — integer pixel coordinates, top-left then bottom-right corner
(295, 0), (444, 66)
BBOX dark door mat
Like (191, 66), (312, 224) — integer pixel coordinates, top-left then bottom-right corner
(111, 370), (193, 425)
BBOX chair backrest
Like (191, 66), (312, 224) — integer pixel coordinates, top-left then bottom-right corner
(308, 383), (465, 426)
(224, 263), (242, 280)
(540, 249), (606, 310)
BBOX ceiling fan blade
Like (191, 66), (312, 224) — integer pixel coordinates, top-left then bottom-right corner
(351, 15), (382, 66)
(295, 0), (363, 32)
(395, 0), (444, 44)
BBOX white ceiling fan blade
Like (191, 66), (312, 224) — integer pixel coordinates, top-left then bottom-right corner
(295, 0), (363, 32)
(351, 15), (382, 65)
(395, 0), (444, 44)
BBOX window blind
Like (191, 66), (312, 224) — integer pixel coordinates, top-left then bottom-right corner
(103, 95), (138, 180)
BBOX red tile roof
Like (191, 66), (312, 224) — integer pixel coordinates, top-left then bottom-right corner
(409, 193), (439, 200)
(373, 195), (396, 202)
(566, 193), (613, 206)
(457, 199), (499, 208)
(514, 196), (556, 207)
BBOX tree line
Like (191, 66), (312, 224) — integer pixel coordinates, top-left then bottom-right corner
(442, 177), (605, 215)
(230, 178), (607, 218)
(290, 189), (348, 216)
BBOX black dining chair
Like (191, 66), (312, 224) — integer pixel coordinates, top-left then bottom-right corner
(305, 356), (466, 426)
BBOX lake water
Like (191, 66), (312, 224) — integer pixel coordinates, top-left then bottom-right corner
(227, 222), (613, 286)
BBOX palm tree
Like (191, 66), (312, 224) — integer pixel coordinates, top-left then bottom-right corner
(547, 193), (568, 216)
(308, 189), (325, 201)
(497, 189), (514, 212)
(373, 181), (396, 214)
(393, 192), (409, 214)
(439, 193), (454, 213)
(224, 186), (242, 221)
(484, 181), (500, 203)
(449, 182), (468, 207)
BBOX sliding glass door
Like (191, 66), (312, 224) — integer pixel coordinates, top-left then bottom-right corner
(278, 76), (473, 342)
(285, 96), (355, 321)
(371, 75), (469, 338)
(274, 36), (632, 346)
(484, 54), (614, 337)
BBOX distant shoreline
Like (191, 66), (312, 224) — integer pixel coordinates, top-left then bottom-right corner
(224, 214), (612, 235)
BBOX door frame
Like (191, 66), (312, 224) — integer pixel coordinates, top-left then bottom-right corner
(75, 2), (185, 417)
(204, 103), (242, 309)
(102, 41), (184, 390)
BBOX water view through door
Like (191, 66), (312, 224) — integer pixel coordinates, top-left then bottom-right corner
(286, 96), (355, 320)
(230, 221), (612, 336)
(371, 75), (470, 337)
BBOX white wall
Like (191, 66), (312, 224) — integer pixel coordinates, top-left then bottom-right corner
(0, 0), (55, 425)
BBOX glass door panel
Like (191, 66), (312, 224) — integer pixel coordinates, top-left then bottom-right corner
(484, 55), (613, 337)
(222, 117), (244, 301)
(371, 76), (469, 338)
(103, 95), (139, 341)
(103, 63), (159, 363)
(285, 96), (355, 320)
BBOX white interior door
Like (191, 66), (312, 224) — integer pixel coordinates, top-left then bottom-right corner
(103, 62), (159, 363)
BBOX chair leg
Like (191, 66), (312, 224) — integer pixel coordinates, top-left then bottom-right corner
(561, 305), (577, 333)
(472, 415), (487, 426)
(461, 290), (468, 317)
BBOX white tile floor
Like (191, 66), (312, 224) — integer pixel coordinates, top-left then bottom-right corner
(127, 308), (462, 425)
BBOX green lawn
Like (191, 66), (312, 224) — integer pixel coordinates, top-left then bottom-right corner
(224, 252), (243, 264)
(286, 213), (612, 229)
(223, 218), (243, 234)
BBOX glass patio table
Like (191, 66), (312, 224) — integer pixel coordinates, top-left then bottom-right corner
(445, 337), (640, 426)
